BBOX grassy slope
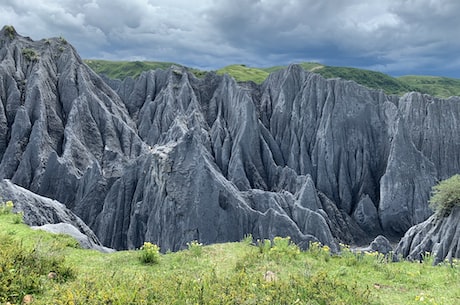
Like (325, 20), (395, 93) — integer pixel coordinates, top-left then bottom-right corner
(312, 66), (415, 95)
(216, 64), (270, 83)
(398, 75), (460, 98)
(84, 59), (460, 98)
(84, 60), (179, 80)
(1, 212), (459, 305)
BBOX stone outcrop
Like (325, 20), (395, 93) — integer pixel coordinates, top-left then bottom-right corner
(0, 179), (110, 251)
(1, 26), (459, 257)
(395, 207), (460, 263)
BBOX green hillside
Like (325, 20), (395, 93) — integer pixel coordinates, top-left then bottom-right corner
(216, 63), (415, 95)
(312, 66), (415, 96)
(216, 64), (270, 83)
(84, 60), (179, 79)
(84, 59), (460, 98)
(1, 203), (459, 305)
(398, 75), (460, 98)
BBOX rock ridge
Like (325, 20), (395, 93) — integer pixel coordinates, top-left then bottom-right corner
(1, 28), (459, 257)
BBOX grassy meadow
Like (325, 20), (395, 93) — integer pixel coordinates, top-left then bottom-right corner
(1, 203), (459, 305)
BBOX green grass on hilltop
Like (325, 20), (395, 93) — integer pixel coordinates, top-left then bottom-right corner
(312, 66), (415, 96)
(1, 203), (459, 305)
(216, 64), (270, 84)
(84, 60), (179, 80)
(216, 63), (325, 84)
(84, 59), (460, 98)
(398, 75), (460, 98)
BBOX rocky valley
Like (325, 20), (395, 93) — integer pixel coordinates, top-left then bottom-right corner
(0, 26), (458, 261)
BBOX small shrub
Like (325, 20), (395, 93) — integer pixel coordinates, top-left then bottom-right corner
(4, 25), (15, 39)
(139, 242), (160, 264)
(0, 200), (14, 214)
(429, 174), (460, 215)
(241, 234), (253, 245)
(308, 241), (332, 262)
(22, 48), (39, 62)
(269, 236), (300, 260)
(257, 239), (271, 254)
(12, 211), (24, 224)
(187, 240), (203, 257)
(58, 36), (67, 44)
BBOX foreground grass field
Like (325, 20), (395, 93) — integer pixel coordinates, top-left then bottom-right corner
(1, 209), (459, 305)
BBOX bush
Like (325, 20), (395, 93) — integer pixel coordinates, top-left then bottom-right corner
(58, 36), (67, 44)
(187, 240), (203, 257)
(269, 236), (300, 260)
(4, 25), (15, 39)
(1, 201), (24, 223)
(12, 211), (24, 224)
(139, 242), (160, 264)
(0, 201), (14, 214)
(429, 174), (460, 215)
(22, 48), (39, 62)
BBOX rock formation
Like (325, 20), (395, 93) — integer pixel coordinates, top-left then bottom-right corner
(396, 206), (460, 263)
(0, 179), (110, 251)
(1, 26), (459, 256)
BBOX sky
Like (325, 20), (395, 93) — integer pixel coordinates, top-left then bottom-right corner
(1, 0), (460, 77)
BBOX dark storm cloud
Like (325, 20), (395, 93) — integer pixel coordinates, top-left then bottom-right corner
(1, 0), (460, 76)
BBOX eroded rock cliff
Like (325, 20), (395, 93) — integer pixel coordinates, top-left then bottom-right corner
(396, 206), (460, 263)
(1, 26), (459, 255)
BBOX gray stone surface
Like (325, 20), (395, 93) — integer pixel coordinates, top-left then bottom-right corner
(369, 235), (393, 254)
(32, 223), (113, 252)
(1, 27), (460, 256)
(0, 179), (111, 252)
(353, 235), (394, 255)
(396, 207), (460, 263)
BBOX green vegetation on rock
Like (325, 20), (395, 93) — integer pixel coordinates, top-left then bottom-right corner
(429, 174), (460, 215)
(3, 25), (16, 39)
(0, 205), (459, 304)
(22, 48), (39, 62)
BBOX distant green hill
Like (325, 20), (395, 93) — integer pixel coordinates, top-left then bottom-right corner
(312, 66), (415, 96)
(84, 59), (460, 98)
(84, 60), (180, 79)
(398, 75), (460, 98)
(216, 64), (270, 83)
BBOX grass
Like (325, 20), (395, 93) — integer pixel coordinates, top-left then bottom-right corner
(84, 60), (180, 80)
(0, 207), (459, 305)
(216, 63), (324, 84)
(312, 66), (415, 95)
(398, 75), (460, 98)
(216, 64), (270, 84)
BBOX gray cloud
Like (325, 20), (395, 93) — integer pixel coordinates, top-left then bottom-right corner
(1, 0), (460, 76)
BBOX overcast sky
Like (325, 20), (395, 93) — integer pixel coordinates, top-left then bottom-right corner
(1, 0), (460, 77)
